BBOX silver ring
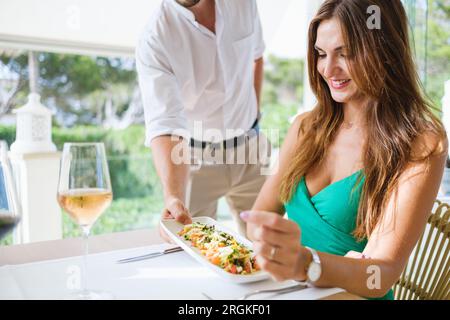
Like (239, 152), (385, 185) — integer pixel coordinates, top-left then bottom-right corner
(269, 246), (277, 260)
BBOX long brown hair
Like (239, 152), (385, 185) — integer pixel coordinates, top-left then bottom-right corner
(279, 0), (446, 241)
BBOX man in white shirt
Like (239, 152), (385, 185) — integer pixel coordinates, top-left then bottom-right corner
(136, 0), (269, 237)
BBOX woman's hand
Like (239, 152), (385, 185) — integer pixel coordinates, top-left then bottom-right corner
(240, 211), (312, 282)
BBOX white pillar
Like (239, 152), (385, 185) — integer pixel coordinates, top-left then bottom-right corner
(8, 93), (62, 243)
(8, 152), (62, 243)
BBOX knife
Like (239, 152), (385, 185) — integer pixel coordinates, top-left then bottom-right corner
(116, 246), (184, 264)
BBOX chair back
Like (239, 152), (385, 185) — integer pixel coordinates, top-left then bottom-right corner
(394, 200), (450, 300)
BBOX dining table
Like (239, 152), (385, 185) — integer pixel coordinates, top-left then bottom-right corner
(0, 228), (363, 300)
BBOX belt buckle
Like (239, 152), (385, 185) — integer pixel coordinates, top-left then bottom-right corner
(202, 140), (225, 165)
(208, 141), (222, 150)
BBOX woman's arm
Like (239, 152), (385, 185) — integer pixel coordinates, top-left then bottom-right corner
(243, 131), (448, 298)
(252, 112), (308, 213)
(334, 132), (449, 297)
(247, 113), (309, 240)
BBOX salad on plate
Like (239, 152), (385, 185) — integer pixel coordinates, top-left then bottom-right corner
(178, 222), (260, 275)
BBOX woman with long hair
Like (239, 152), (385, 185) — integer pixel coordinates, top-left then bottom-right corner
(241, 0), (448, 299)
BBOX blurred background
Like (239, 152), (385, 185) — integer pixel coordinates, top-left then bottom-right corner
(0, 0), (449, 245)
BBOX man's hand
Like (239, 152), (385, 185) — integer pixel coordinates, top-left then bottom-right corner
(159, 196), (193, 243)
(163, 196), (192, 223)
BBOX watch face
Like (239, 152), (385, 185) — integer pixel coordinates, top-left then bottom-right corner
(308, 262), (322, 282)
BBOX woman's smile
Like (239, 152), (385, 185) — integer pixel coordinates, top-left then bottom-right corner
(329, 78), (352, 90)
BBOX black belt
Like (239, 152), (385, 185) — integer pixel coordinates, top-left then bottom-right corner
(189, 119), (260, 149)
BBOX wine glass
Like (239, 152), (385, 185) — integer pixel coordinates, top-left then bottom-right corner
(0, 141), (20, 242)
(57, 143), (113, 299)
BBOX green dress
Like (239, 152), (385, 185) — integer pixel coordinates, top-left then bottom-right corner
(284, 170), (394, 300)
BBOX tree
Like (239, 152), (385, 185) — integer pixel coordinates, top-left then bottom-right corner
(0, 51), (142, 128)
(262, 55), (304, 106)
(426, 0), (450, 109)
(0, 51), (28, 116)
(404, 0), (450, 110)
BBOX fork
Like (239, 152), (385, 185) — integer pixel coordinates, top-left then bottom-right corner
(202, 283), (308, 300)
(237, 283), (308, 300)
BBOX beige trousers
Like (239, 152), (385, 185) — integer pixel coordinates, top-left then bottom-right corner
(185, 133), (271, 236)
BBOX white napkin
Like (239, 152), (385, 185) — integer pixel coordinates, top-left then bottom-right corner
(0, 266), (24, 299)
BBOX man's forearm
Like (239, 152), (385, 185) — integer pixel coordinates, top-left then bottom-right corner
(150, 135), (189, 204)
(254, 57), (264, 113)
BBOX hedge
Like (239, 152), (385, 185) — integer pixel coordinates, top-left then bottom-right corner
(0, 125), (164, 243)
(0, 125), (160, 199)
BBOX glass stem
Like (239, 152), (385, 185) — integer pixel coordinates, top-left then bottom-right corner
(81, 226), (91, 293)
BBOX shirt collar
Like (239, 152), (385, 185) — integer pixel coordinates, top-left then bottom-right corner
(167, 0), (222, 22)
(166, 0), (197, 22)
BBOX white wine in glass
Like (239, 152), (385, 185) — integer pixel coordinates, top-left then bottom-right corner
(57, 189), (112, 227)
(57, 143), (113, 299)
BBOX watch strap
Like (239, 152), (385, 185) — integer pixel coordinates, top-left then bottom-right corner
(305, 246), (322, 283)
(306, 246), (320, 264)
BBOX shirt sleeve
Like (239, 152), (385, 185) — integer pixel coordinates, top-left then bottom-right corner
(135, 32), (190, 147)
(253, 1), (265, 60)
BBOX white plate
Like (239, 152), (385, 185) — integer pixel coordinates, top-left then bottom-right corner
(160, 217), (270, 284)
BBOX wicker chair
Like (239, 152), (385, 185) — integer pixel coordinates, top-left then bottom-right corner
(393, 200), (450, 300)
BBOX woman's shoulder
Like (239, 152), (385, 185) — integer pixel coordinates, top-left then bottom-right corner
(411, 128), (448, 160)
(278, 111), (312, 157)
(290, 111), (312, 134)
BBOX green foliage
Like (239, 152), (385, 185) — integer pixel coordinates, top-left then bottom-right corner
(52, 126), (108, 145)
(0, 126), (15, 145)
(38, 54), (136, 95)
(53, 126), (160, 200)
(260, 104), (299, 148)
(0, 197), (163, 245)
(263, 55), (304, 105)
(425, 1), (450, 108)
(0, 125), (164, 244)
(0, 53), (28, 78)
(1, 52), (137, 125)
(0, 233), (12, 246)
(403, 0), (450, 110)
(0, 125), (160, 200)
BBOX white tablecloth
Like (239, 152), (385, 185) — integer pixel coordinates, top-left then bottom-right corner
(0, 244), (344, 300)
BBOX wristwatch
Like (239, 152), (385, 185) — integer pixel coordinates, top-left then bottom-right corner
(305, 247), (322, 283)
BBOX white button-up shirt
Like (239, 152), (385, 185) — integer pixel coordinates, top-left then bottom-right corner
(136, 0), (265, 145)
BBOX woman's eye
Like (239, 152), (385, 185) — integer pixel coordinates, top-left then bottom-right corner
(318, 53), (326, 59)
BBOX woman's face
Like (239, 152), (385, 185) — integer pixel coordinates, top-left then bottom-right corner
(315, 18), (360, 104)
